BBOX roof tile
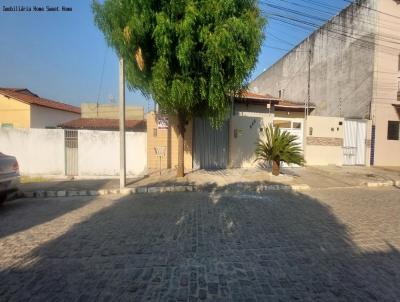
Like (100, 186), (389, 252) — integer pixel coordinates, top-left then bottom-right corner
(0, 88), (81, 114)
(59, 118), (146, 131)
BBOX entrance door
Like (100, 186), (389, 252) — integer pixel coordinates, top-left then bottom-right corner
(65, 130), (78, 176)
(273, 118), (304, 168)
(193, 118), (229, 169)
(343, 120), (367, 165)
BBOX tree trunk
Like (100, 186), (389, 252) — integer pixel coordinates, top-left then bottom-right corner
(176, 114), (186, 178)
(272, 160), (280, 176)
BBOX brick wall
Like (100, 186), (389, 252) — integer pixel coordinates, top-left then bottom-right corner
(147, 112), (193, 172)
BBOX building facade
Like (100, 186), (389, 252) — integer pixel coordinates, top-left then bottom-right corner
(0, 88), (80, 129)
(250, 0), (400, 166)
(58, 103), (146, 131)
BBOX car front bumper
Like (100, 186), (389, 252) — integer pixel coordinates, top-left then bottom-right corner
(0, 175), (20, 194)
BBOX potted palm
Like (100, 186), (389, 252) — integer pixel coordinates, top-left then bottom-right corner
(255, 125), (305, 176)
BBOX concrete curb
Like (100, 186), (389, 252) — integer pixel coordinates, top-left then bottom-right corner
(255, 184), (311, 192)
(20, 179), (400, 199)
(366, 180), (400, 188)
(22, 185), (195, 199)
(20, 183), (311, 199)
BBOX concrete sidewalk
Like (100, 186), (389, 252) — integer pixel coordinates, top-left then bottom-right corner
(19, 166), (400, 196)
(20, 169), (294, 191)
(287, 166), (400, 188)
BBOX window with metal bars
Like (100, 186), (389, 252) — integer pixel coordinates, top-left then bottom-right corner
(388, 121), (400, 141)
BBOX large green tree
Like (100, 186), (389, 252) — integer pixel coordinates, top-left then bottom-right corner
(93, 0), (265, 177)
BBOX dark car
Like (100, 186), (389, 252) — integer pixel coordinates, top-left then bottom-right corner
(0, 152), (20, 204)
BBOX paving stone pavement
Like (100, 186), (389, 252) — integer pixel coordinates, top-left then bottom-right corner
(1, 188), (400, 301)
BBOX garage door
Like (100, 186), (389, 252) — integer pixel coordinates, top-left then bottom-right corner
(193, 118), (229, 169)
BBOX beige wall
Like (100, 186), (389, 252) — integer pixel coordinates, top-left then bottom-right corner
(0, 94), (30, 128)
(30, 105), (80, 128)
(146, 112), (193, 172)
(81, 103), (144, 120)
(235, 103), (305, 119)
(374, 105), (400, 166)
(304, 116), (345, 166)
(229, 115), (273, 168)
(235, 103), (274, 118)
(371, 0), (400, 166)
(274, 111), (305, 118)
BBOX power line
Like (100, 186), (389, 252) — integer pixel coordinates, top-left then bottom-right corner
(263, 12), (400, 54)
(267, 32), (296, 46)
(277, 0), (337, 16)
(343, 0), (400, 20)
(289, 0), (400, 27)
(298, 0), (346, 11)
(264, 45), (292, 51)
(96, 46), (108, 117)
(260, 2), (400, 47)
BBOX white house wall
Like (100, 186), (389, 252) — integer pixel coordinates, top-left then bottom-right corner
(30, 105), (79, 128)
(0, 128), (147, 177)
(0, 128), (65, 175)
(229, 115), (273, 168)
(78, 130), (147, 177)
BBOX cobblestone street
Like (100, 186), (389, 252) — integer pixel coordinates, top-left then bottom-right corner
(1, 188), (400, 301)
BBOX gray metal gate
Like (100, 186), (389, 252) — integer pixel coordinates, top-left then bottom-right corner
(193, 118), (229, 169)
(65, 130), (78, 176)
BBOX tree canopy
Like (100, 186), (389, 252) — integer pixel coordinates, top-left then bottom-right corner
(93, 0), (265, 125)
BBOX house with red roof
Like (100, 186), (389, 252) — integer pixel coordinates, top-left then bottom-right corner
(58, 102), (146, 132)
(0, 88), (80, 129)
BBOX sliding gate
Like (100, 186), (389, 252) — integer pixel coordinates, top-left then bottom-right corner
(192, 118), (229, 169)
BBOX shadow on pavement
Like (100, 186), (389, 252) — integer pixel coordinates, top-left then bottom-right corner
(0, 183), (399, 301)
(19, 179), (120, 192)
(0, 196), (96, 240)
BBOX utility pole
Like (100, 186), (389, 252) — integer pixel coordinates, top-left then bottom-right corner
(307, 47), (311, 119)
(119, 57), (126, 189)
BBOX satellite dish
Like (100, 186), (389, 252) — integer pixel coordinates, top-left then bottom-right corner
(108, 94), (116, 104)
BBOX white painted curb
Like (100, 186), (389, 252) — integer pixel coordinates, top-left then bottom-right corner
(366, 180), (394, 187)
(20, 183), (311, 199)
(22, 185), (195, 199)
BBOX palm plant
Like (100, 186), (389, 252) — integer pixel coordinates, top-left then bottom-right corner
(255, 125), (305, 176)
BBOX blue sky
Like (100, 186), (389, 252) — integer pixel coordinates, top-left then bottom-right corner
(0, 0), (349, 111)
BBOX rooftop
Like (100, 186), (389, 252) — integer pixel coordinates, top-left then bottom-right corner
(0, 88), (81, 114)
(235, 91), (281, 103)
(58, 118), (146, 132)
(236, 91), (316, 110)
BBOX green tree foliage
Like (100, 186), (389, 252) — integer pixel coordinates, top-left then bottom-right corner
(93, 0), (265, 176)
(255, 125), (305, 176)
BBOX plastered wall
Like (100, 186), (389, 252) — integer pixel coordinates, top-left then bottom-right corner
(0, 95), (30, 128)
(304, 116), (345, 166)
(147, 112), (193, 172)
(78, 130), (147, 176)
